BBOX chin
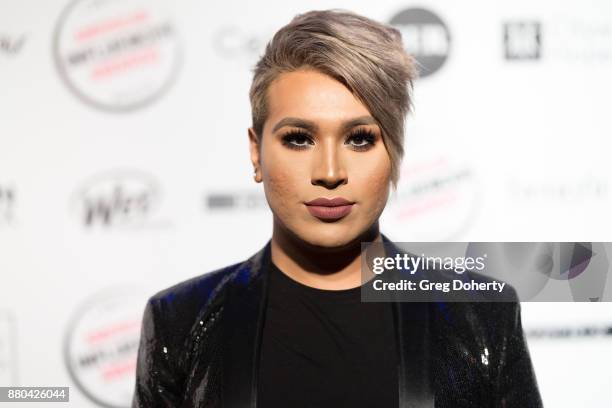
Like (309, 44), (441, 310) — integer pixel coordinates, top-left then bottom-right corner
(296, 224), (364, 249)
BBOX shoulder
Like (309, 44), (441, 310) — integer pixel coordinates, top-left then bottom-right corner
(133, 261), (249, 404)
(141, 260), (247, 359)
(146, 260), (244, 324)
(431, 278), (523, 358)
(140, 239), (270, 356)
(425, 267), (522, 337)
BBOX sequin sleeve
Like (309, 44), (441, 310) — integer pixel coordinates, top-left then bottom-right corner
(497, 288), (544, 407)
(132, 297), (183, 407)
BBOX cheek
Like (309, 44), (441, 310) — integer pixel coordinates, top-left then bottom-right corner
(354, 151), (392, 209)
(266, 171), (292, 203)
(262, 154), (300, 208)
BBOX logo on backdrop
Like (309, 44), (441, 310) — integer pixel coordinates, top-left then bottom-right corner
(64, 287), (149, 408)
(526, 324), (612, 339)
(503, 16), (612, 63)
(389, 7), (451, 78)
(0, 184), (15, 226)
(503, 21), (542, 60)
(0, 33), (27, 56)
(381, 145), (481, 241)
(0, 311), (17, 386)
(507, 175), (608, 202)
(205, 190), (267, 211)
(71, 169), (166, 228)
(212, 26), (272, 60)
(53, 0), (181, 112)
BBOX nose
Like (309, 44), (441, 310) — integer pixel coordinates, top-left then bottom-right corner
(311, 139), (348, 189)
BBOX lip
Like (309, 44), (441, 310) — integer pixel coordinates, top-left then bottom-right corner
(304, 197), (355, 220)
(305, 197), (354, 206)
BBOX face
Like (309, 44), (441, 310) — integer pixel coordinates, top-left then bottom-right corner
(249, 68), (392, 248)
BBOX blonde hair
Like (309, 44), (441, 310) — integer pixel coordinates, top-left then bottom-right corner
(249, 9), (417, 189)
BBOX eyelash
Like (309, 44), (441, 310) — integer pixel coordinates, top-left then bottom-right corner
(281, 128), (377, 151)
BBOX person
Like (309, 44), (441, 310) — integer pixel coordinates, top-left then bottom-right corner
(132, 9), (543, 408)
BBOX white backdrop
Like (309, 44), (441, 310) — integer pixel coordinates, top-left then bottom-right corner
(1, 0), (611, 406)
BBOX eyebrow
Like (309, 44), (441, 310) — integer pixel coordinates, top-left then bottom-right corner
(271, 115), (378, 133)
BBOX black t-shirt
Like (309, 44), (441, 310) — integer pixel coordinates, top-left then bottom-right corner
(257, 261), (399, 408)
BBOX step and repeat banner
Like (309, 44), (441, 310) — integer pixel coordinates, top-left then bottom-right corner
(1, 0), (611, 406)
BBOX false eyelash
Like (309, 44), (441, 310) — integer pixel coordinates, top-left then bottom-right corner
(347, 128), (377, 151)
(281, 128), (377, 151)
(280, 129), (313, 150)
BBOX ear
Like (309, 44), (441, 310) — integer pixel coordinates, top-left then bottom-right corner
(248, 127), (262, 183)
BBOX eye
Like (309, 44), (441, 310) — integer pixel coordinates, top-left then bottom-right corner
(346, 128), (376, 151)
(281, 130), (313, 150)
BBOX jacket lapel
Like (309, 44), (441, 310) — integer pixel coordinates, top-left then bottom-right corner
(221, 239), (271, 408)
(382, 235), (435, 408)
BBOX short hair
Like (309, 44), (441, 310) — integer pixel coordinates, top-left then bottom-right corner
(249, 8), (417, 190)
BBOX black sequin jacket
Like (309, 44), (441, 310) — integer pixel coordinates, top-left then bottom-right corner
(132, 234), (543, 407)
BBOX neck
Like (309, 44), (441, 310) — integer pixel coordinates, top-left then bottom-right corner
(270, 220), (383, 290)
